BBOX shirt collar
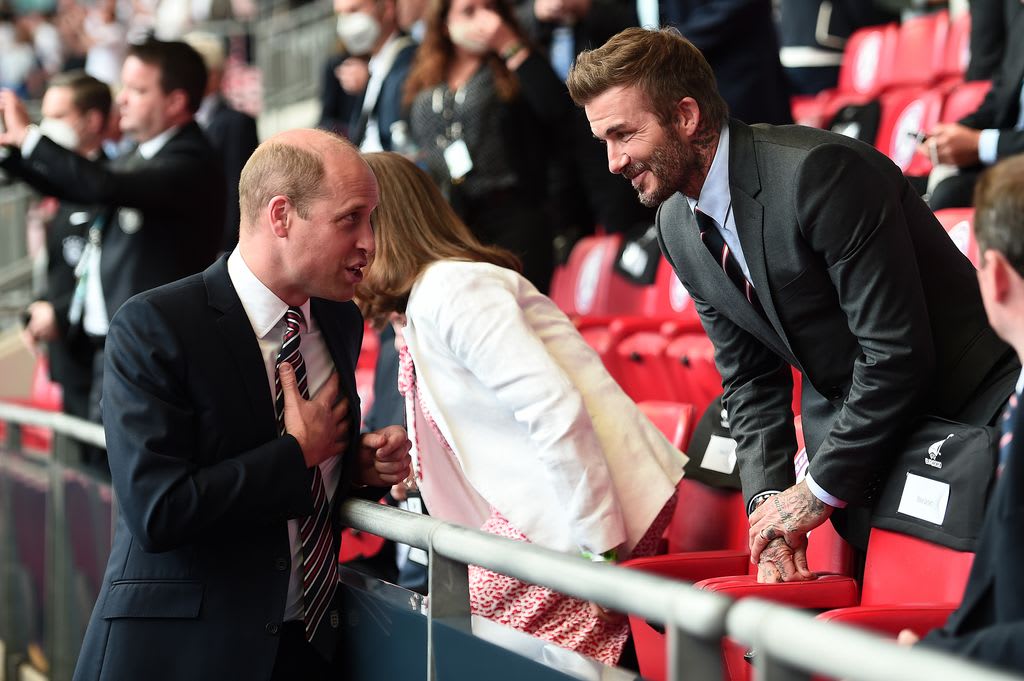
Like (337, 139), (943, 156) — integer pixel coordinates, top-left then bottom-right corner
(137, 124), (183, 159)
(195, 94), (219, 128)
(367, 31), (400, 72)
(227, 247), (314, 339)
(686, 123), (731, 227)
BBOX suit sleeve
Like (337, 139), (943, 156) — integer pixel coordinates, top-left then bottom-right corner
(795, 143), (936, 503)
(919, 623), (1024, 671)
(103, 295), (314, 553)
(656, 215), (798, 507)
(422, 268), (627, 554)
(668, 0), (767, 53)
(24, 136), (219, 216)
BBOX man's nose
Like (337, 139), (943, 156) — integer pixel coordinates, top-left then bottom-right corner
(607, 144), (628, 175)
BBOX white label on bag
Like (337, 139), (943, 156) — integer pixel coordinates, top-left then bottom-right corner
(897, 472), (949, 525)
(701, 435), (737, 474)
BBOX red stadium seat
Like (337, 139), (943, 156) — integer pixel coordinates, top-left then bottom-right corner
(875, 87), (944, 175)
(550, 234), (650, 316)
(940, 80), (992, 123)
(813, 23), (901, 126)
(933, 207), (978, 267)
(637, 400), (696, 452)
(887, 10), (950, 91)
(664, 333), (721, 417)
(615, 319), (703, 402)
(642, 257), (702, 326)
(938, 9), (971, 85)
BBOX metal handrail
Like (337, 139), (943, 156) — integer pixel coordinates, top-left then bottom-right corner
(1, 402), (1020, 681)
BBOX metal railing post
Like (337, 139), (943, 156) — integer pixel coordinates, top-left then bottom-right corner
(426, 527), (472, 681)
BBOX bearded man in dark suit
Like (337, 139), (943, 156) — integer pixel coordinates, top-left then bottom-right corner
(568, 27), (1018, 582)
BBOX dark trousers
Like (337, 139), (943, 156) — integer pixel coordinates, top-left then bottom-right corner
(929, 167), (983, 210)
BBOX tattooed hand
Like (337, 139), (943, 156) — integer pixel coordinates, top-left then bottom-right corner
(757, 535), (813, 583)
(748, 479), (833, 580)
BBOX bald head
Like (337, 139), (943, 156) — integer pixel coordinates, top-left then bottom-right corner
(238, 128), (361, 233)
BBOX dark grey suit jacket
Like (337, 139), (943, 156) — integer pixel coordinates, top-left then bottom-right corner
(657, 121), (1016, 541)
(72, 257), (374, 681)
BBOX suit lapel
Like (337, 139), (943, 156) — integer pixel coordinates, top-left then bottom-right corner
(310, 299), (363, 505)
(204, 257), (279, 442)
(728, 121), (799, 366)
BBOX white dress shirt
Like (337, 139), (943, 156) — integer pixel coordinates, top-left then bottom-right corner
(227, 248), (342, 622)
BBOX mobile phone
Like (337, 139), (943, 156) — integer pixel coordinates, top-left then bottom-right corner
(906, 130), (929, 144)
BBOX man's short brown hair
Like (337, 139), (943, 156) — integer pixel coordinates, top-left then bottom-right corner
(974, 155), (1024, 277)
(48, 70), (112, 126)
(567, 27), (728, 133)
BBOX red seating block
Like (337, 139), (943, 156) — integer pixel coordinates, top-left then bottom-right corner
(875, 87), (944, 175)
(933, 207), (978, 267)
(941, 80), (992, 123)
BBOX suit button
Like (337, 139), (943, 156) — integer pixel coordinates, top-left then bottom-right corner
(274, 557), (288, 571)
(266, 622), (280, 636)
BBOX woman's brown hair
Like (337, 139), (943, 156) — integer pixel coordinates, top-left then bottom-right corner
(357, 152), (521, 327)
(401, 0), (525, 107)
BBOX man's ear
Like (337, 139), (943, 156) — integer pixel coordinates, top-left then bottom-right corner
(84, 109), (105, 138)
(166, 89), (191, 120)
(268, 196), (291, 238)
(675, 97), (701, 138)
(985, 249), (1014, 303)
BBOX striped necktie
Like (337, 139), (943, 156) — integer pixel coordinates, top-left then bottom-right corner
(695, 209), (765, 316)
(274, 306), (339, 656)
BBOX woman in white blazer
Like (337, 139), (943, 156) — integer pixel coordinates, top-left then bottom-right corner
(357, 152), (686, 665)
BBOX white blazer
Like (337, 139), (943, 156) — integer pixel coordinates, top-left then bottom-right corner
(402, 260), (686, 556)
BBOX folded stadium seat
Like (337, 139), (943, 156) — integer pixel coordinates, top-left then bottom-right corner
(695, 519), (859, 681)
(936, 8), (971, 89)
(642, 257), (702, 327)
(815, 528), (973, 639)
(16, 355), (63, 454)
(933, 207), (978, 267)
(940, 79), (992, 124)
(550, 234), (647, 317)
(575, 315), (666, 387)
(887, 10), (950, 92)
(809, 23), (900, 128)
(637, 400), (696, 452)
(615, 319), (704, 402)
(664, 333), (722, 418)
(357, 322), (379, 371)
(874, 87), (944, 175)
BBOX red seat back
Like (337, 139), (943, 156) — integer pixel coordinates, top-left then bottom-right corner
(836, 23), (899, 99)
(940, 9), (971, 83)
(664, 333), (721, 417)
(887, 10), (949, 90)
(637, 400), (696, 452)
(940, 80), (992, 123)
(933, 207), (978, 267)
(861, 529), (974, 605)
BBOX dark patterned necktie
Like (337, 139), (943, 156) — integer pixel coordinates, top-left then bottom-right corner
(999, 391), (1018, 476)
(274, 306), (338, 654)
(695, 208), (765, 316)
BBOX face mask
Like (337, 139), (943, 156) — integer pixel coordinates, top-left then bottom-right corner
(39, 118), (80, 151)
(337, 12), (382, 56)
(447, 21), (488, 55)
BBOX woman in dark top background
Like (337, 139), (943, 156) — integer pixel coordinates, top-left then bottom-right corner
(402, 0), (572, 292)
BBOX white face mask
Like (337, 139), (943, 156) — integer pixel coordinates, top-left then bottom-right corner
(409, 19), (425, 43)
(337, 12), (382, 56)
(39, 118), (80, 151)
(447, 21), (488, 55)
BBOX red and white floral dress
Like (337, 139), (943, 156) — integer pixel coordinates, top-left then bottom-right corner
(398, 345), (676, 666)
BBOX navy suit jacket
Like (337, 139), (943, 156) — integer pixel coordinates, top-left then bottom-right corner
(921, 398), (1024, 671)
(348, 38), (417, 151)
(72, 256), (374, 681)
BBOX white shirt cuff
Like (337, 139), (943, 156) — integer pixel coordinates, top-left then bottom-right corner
(805, 472), (846, 508)
(977, 129), (1000, 165)
(21, 124), (43, 158)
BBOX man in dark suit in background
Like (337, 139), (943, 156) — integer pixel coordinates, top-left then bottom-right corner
(0, 38), (225, 421)
(569, 27), (1018, 582)
(925, 0), (1024, 209)
(898, 155), (1024, 674)
(13, 72), (110, 422)
(658, 0), (792, 125)
(71, 129), (411, 681)
(184, 31), (260, 252)
(332, 0), (416, 151)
